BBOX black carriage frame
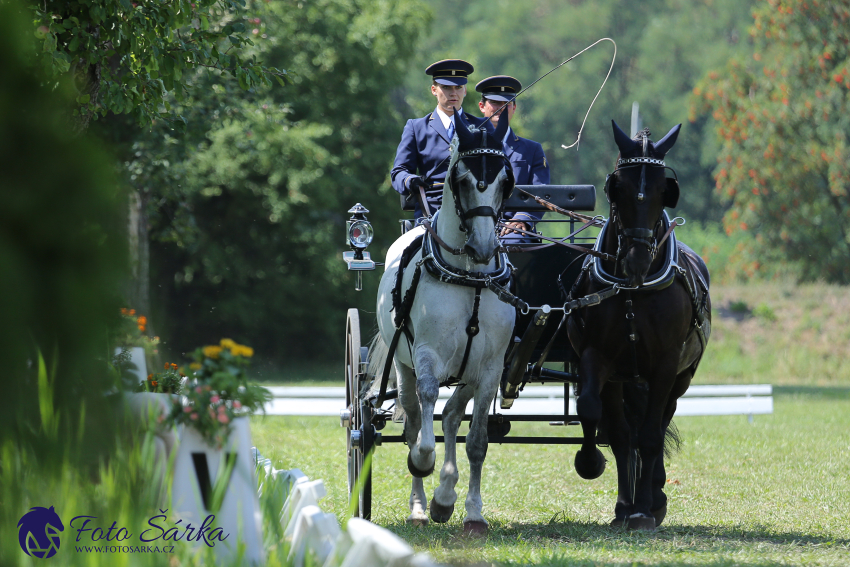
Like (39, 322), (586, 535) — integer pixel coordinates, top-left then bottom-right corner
(343, 184), (598, 519)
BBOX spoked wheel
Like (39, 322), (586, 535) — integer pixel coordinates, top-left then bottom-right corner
(341, 308), (374, 519)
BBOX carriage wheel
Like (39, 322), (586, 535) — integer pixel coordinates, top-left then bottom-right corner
(342, 308), (374, 519)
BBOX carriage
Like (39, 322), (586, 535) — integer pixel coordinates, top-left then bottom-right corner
(340, 183), (600, 520)
(339, 119), (710, 531)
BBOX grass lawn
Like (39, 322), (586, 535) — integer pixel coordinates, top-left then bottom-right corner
(250, 388), (850, 566)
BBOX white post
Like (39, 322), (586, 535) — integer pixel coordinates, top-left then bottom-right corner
(631, 101), (641, 138)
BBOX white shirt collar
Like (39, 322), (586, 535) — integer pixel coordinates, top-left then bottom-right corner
(434, 106), (461, 130)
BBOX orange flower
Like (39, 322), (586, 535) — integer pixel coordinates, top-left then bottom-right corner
(170, 363), (178, 370)
(137, 316), (147, 325)
(120, 308), (129, 315)
(129, 309), (136, 316)
(164, 363), (170, 370)
(148, 374), (153, 380)
(151, 381), (158, 387)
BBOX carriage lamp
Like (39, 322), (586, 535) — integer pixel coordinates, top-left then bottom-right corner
(343, 203), (376, 291)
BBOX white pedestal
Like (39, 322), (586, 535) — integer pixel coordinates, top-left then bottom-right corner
(115, 346), (148, 382)
(171, 417), (264, 564)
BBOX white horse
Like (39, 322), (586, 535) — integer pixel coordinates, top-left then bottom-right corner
(370, 111), (517, 535)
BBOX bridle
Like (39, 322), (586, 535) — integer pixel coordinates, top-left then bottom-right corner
(603, 130), (680, 268)
(447, 127), (514, 234)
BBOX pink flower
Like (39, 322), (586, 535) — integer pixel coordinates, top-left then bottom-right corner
(190, 413), (198, 420)
(195, 386), (203, 394)
(210, 395), (220, 404)
(183, 406), (192, 413)
(233, 401), (242, 409)
(217, 404), (226, 413)
(217, 413), (230, 424)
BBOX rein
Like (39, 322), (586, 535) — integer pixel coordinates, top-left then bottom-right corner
(496, 221), (616, 261)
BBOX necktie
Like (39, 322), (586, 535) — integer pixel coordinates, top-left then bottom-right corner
(447, 120), (455, 140)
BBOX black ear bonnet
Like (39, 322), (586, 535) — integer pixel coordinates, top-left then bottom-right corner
(605, 120), (681, 208)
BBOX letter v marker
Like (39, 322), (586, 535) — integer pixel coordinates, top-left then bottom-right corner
(191, 452), (236, 510)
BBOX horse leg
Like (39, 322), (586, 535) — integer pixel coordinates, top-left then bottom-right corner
(430, 385), (474, 524)
(599, 383), (636, 526)
(397, 362), (429, 525)
(632, 363), (679, 530)
(407, 347), (439, 478)
(462, 385), (496, 536)
(650, 367), (692, 527)
(575, 347), (611, 479)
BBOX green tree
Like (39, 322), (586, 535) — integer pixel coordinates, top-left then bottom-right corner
(133, 0), (431, 362)
(399, 0), (755, 224)
(693, 0), (850, 282)
(1, 2), (126, 458)
(29, 0), (287, 132)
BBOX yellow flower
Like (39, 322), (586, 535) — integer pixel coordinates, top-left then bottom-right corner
(231, 345), (254, 358)
(219, 338), (236, 349)
(203, 345), (223, 359)
(189, 363), (202, 371)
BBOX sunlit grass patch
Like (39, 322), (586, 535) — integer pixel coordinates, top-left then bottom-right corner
(250, 390), (850, 566)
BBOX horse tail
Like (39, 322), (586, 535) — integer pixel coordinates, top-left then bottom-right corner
(365, 331), (394, 397)
(622, 383), (682, 457)
(664, 420), (682, 458)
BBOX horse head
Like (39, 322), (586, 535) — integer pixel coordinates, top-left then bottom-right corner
(443, 108), (514, 265)
(607, 120), (681, 287)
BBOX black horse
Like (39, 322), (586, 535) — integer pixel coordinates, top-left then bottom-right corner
(566, 121), (711, 530)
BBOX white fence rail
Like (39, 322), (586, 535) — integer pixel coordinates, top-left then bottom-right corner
(263, 384), (773, 419)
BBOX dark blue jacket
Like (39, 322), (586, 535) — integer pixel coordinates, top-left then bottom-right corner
(390, 111), (549, 225)
(503, 128), (549, 226)
(390, 109), (485, 219)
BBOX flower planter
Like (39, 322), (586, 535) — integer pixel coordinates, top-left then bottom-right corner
(115, 346), (148, 381)
(171, 416), (264, 564)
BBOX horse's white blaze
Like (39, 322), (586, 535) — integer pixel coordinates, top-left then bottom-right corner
(373, 150), (514, 526)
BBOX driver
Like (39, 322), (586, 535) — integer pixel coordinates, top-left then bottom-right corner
(390, 59), (483, 221)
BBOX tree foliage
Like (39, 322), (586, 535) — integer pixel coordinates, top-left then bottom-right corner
(693, 0), (850, 283)
(127, 0), (431, 361)
(398, 0), (756, 224)
(29, 0), (287, 131)
(1, 2), (126, 458)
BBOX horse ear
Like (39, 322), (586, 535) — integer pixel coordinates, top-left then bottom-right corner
(653, 123), (681, 158)
(493, 103), (510, 141)
(664, 177), (680, 208)
(453, 107), (475, 146)
(612, 120), (640, 155)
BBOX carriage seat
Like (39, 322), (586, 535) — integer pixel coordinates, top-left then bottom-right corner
(399, 185), (597, 213)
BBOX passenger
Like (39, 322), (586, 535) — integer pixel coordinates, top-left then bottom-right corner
(475, 75), (550, 242)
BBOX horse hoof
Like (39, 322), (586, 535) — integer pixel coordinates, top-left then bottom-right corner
(652, 504), (667, 527)
(574, 448), (606, 480)
(429, 501), (454, 523)
(407, 453), (435, 478)
(610, 517), (626, 529)
(626, 514), (656, 531)
(462, 520), (488, 537)
(406, 515), (429, 527)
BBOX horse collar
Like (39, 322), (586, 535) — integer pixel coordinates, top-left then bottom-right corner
(589, 211), (678, 291)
